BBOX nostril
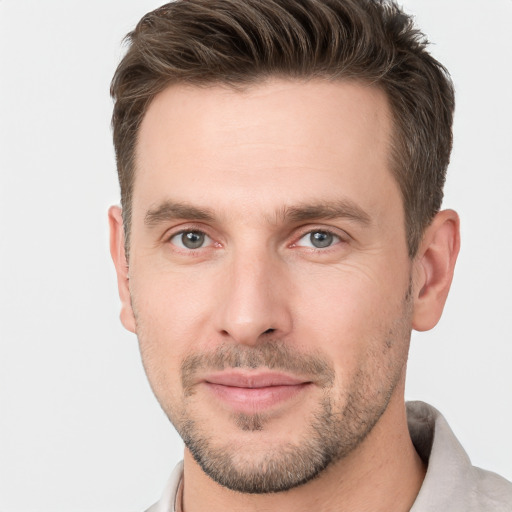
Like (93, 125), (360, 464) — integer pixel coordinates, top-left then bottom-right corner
(263, 328), (275, 335)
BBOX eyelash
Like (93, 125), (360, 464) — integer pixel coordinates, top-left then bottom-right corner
(166, 227), (218, 252)
(292, 229), (343, 249)
(164, 226), (348, 253)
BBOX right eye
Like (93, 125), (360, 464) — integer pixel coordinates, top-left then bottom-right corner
(169, 230), (212, 250)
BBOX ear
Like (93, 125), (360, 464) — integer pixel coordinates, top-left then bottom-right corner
(108, 206), (136, 333)
(412, 209), (460, 332)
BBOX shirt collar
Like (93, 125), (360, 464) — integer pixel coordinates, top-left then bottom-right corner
(407, 401), (476, 511)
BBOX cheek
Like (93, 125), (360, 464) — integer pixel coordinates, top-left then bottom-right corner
(129, 273), (212, 394)
(290, 263), (410, 364)
(131, 266), (212, 333)
(293, 263), (398, 326)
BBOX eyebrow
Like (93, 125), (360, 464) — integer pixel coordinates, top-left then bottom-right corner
(144, 199), (372, 227)
(278, 200), (371, 225)
(145, 201), (215, 227)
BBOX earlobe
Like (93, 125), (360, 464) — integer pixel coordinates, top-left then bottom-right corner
(412, 209), (460, 332)
(108, 206), (137, 333)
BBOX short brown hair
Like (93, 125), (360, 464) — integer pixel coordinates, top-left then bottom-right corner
(111, 0), (455, 257)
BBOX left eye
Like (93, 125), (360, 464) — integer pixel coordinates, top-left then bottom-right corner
(295, 230), (341, 249)
(169, 230), (212, 250)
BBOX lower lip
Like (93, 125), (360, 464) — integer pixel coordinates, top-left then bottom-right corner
(205, 382), (310, 413)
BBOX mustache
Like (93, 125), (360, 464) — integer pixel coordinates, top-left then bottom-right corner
(181, 341), (335, 392)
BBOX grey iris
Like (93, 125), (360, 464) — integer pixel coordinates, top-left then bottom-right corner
(311, 231), (333, 248)
(182, 231), (205, 249)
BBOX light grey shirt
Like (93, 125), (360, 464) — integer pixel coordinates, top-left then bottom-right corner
(146, 401), (512, 511)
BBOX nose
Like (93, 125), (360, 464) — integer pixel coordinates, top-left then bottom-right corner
(214, 248), (293, 346)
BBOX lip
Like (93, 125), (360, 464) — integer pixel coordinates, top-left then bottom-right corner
(202, 371), (311, 414)
(205, 371), (307, 388)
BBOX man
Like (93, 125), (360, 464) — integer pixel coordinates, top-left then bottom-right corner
(108, 0), (512, 510)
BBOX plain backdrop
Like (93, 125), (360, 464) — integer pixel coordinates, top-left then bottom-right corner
(0, 1), (511, 511)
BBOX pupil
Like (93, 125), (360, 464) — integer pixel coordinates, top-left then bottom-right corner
(183, 231), (204, 249)
(311, 231), (333, 248)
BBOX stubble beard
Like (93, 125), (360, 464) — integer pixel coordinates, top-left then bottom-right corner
(177, 369), (391, 494)
(134, 288), (413, 494)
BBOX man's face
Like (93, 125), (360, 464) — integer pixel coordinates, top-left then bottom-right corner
(125, 79), (414, 492)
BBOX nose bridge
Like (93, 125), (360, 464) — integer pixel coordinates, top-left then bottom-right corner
(216, 243), (291, 345)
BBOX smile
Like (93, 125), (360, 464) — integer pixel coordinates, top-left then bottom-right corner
(203, 371), (312, 414)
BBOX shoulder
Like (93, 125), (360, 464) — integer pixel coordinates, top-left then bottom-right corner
(471, 467), (512, 512)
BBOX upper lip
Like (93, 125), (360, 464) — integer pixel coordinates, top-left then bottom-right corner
(204, 371), (309, 388)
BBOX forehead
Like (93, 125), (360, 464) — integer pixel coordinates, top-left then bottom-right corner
(134, 79), (399, 220)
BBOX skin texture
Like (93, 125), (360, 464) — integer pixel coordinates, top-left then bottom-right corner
(109, 79), (460, 512)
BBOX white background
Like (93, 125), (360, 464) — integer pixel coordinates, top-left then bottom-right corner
(0, 1), (511, 510)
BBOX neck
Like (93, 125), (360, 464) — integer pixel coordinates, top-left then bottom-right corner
(181, 390), (425, 512)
